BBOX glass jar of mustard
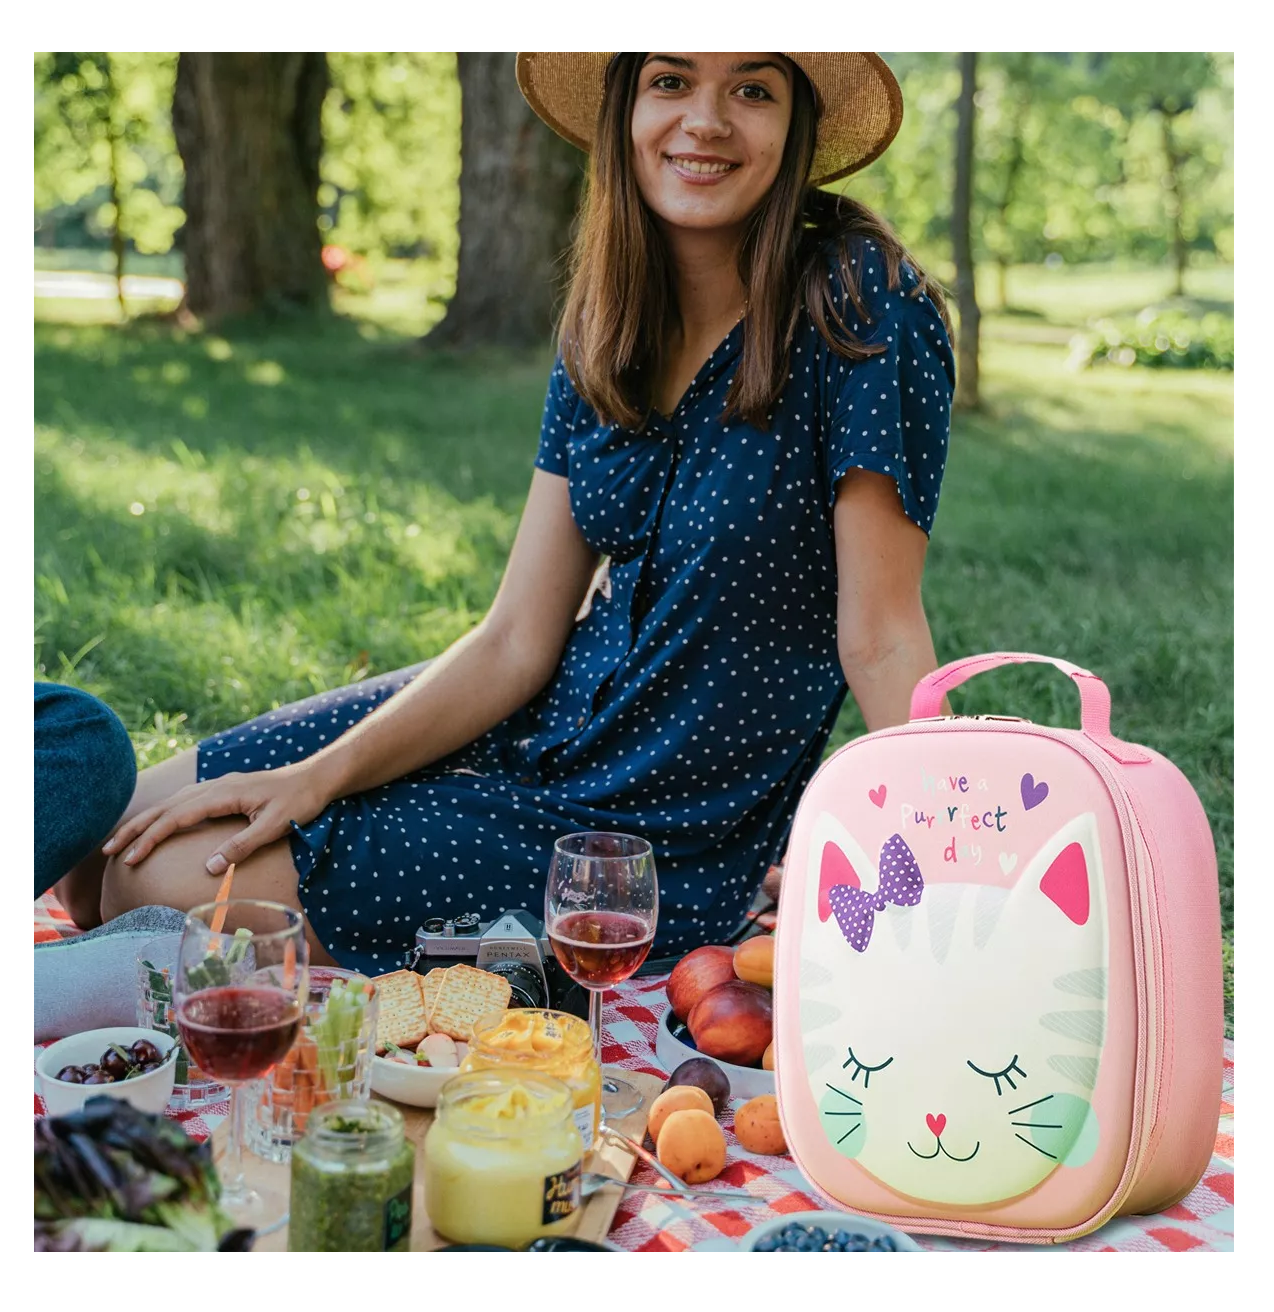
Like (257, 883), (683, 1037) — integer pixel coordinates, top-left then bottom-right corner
(288, 1100), (415, 1251)
(424, 1070), (584, 1248)
(461, 1008), (602, 1151)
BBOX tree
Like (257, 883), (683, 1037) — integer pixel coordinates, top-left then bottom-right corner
(952, 53), (981, 411)
(172, 53), (329, 319)
(428, 52), (584, 349)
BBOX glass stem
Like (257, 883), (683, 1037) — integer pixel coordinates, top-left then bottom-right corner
(221, 1084), (247, 1202)
(589, 986), (604, 1068)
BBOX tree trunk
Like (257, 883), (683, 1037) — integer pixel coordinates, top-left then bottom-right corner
(429, 52), (584, 349)
(991, 53), (1030, 313)
(104, 56), (127, 320)
(953, 52), (981, 411)
(172, 53), (329, 320)
(1160, 111), (1189, 298)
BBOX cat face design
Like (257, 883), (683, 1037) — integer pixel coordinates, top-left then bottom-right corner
(800, 812), (1106, 1207)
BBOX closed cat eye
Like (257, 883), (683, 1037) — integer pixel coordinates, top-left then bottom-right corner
(842, 1045), (894, 1088)
(966, 1054), (1027, 1096)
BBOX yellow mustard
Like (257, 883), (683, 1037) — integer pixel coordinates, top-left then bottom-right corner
(461, 1009), (602, 1152)
(424, 1070), (583, 1248)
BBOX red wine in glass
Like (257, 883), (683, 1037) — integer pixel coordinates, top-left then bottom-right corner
(177, 986), (301, 1083)
(549, 910), (655, 988)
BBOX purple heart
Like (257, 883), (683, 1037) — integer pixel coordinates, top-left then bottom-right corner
(1021, 773), (1049, 811)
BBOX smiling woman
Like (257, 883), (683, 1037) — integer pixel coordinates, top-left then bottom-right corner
(85, 53), (958, 982)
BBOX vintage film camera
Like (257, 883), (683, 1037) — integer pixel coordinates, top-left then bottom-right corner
(408, 909), (589, 1020)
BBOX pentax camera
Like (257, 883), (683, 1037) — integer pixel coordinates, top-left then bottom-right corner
(407, 909), (588, 1020)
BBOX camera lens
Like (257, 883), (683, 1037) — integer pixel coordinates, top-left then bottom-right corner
(482, 960), (548, 1010)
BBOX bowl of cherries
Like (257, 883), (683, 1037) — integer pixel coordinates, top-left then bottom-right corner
(37, 1027), (180, 1117)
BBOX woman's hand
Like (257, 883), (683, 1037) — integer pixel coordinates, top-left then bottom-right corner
(102, 762), (333, 875)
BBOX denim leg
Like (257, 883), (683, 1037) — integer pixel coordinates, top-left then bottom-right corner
(34, 683), (137, 898)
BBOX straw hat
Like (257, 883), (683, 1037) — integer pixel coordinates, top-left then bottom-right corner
(515, 53), (903, 187)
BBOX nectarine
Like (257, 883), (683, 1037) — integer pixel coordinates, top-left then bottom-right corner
(667, 946), (736, 1021)
(687, 980), (773, 1066)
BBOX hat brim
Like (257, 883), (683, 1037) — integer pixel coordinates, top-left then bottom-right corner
(515, 52), (903, 188)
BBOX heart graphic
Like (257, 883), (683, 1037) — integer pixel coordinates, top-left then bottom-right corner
(1020, 773), (1049, 811)
(999, 852), (1018, 874)
(925, 1113), (947, 1139)
(868, 785), (887, 808)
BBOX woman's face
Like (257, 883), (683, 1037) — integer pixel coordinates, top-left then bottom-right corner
(629, 53), (795, 236)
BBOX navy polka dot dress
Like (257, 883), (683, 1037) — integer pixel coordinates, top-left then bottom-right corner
(197, 239), (955, 972)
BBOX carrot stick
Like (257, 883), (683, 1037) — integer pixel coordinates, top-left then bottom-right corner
(209, 864), (237, 934)
(283, 936), (297, 990)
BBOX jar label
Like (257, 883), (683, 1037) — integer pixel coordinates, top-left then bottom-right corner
(542, 1161), (581, 1226)
(383, 1183), (413, 1250)
(572, 1104), (597, 1151)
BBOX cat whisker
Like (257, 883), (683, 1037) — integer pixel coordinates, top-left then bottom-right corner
(825, 1083), (863, 1105)
(1011, 1121), (1063, 1130)
(1014, 1133), (1058, 1159)
(1007, 1094), (1054, 1115)
(824, 1111), (862, 1117)
(836, 1124), (862, 1146)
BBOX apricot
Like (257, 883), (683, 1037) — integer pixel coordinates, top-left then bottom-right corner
(646, 1084), (715, 1144)
(762, 1042), (775, 1071)
(656, 1108), (728, 1185)
(734, 1094), (787, 1156)
(733, 935), (775, 988)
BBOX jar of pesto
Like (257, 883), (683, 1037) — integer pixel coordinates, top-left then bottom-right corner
(288, 1100), (415, 1251)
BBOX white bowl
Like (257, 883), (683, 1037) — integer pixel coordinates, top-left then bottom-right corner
(656, 1009), (775, 1102)
(742, 1210), (923, 1252)
(369, 1055), (463, 1108)
(38, 1027), (178, 1118)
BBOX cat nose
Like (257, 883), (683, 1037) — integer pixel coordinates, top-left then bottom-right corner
(925, 1113), (947, 1139)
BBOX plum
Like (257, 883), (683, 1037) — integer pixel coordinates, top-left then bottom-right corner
(665, 1057), (731, 1117)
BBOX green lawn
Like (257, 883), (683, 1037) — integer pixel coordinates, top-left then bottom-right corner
(34, 262), (1233, 1032)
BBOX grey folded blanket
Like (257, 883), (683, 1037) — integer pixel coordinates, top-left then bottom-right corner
(34, 907), (187, 1043)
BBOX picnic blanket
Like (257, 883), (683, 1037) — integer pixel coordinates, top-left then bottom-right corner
(34, 894), (1233, 1251)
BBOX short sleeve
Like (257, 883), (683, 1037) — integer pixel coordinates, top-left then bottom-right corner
(822, 240), (956, 536)
(534, 356), (595, 477)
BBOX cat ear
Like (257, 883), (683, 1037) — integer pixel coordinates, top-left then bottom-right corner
(818, 841), (861, 922)
(1022, 813), (1103, 928)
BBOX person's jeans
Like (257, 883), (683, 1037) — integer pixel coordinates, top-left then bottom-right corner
(34, 683), (136, 898)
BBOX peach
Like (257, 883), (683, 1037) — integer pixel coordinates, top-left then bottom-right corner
(734, 1094), (787, 1156)
(687, 981), (773, 1067)
(762, 1041), (775, 1071)
(733, 935), (775, 988)
(656, 1109), (728, 1185)
(667, 946), (737, 1021)
(647, 1085), (715, 1144)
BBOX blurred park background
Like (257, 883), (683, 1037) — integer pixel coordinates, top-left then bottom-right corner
(33, 53), (1234, 1024)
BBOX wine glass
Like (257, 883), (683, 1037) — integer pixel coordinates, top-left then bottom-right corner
(545, 832), (657, 1120)
(174, 900), (308, 1231)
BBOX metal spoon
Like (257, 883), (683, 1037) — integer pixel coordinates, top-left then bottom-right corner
(581, 1171), (765, 1208)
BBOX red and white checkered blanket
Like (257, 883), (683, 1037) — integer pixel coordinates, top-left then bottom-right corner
(34, 894), (1234, 1251)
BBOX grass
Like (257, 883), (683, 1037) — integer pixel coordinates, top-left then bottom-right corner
(33, 259), (1233, 1033)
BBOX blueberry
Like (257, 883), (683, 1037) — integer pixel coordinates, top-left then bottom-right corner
(872, 1234), (898, 1251)
(848, 1234), (870, 1251)
(755, 1236), (777, 1251)
(822, 1240), (839, 1251)
(834, 1229), (853, 1247)
(807, 1226), (827, 1244)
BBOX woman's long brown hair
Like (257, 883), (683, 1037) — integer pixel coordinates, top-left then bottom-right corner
(557, 53), (954, 431)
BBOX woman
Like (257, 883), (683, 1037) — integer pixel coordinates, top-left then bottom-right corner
(86, 53), (956, 973)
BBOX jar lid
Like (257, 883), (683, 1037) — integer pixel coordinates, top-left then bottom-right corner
(305, 1098), (405, 1153)
(436, 1069), (574, 1138)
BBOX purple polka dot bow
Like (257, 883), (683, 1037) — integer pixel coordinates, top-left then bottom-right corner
(827, 833), (925, 952)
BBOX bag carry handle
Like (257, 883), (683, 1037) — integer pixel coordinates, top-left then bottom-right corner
(909, 652), (1151, 765)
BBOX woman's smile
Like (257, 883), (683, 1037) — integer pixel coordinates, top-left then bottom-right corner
(664, 153), (741, 184)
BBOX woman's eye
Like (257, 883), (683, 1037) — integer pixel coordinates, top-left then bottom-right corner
(842, 1045), (893, 1089)
(737, 83), (773, 102)
(650, 73), (686, 92)
(967, 1055), (1027, 1096)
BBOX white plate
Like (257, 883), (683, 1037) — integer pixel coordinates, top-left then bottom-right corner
(655, 1009), (775, 1102)
(369, 1055), (463, 1108)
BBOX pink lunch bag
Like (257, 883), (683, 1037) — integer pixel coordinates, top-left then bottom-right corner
(773, 652), (1223, 1243)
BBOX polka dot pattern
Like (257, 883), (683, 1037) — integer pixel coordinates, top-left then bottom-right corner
(197, 239), (954, 973)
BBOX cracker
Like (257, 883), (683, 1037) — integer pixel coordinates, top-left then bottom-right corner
(420, 968), (448, 1027)
(426, 963), (513, 1041)
(372, 970), (428, 1055)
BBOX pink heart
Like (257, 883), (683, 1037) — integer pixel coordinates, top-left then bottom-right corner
(869, 785), (887, 808)
(926, 1113), (946, 1139)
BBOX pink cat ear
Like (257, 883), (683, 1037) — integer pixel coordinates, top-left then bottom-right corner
(1039, 841), (1090, 925)
(818, 841), (861, 922)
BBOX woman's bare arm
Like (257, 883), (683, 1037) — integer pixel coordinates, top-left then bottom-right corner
(107, 470), (599, 870)
(832, 469), (943, 731)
